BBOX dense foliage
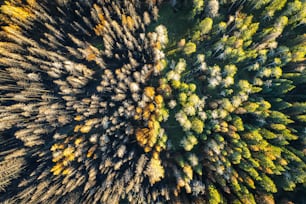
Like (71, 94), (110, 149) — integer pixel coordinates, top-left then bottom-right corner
(0, 0), (305, 203)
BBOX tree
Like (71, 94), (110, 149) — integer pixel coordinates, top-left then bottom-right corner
(268, 111), (293, 124)
(205, 0), (219, 18)
(183, 42), (197, 55)
(145, 157), (165, 185)
(232, 116), (244, 131)
(208, 184), (222, 204)
(259, 174), (277, 193)
(0, 157), (25, 191)
(264, 0), (287, 18)
(192, 0), (204, 16)
(191, 118), (204, 134)
(199, 17), (213, 35)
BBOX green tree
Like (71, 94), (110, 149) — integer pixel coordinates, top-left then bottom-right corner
(191, 118), (204, 134)
(183, 42), (197, 55)
(199, 17), (213, 35)
(259, 174), (277, 193)
(192, 0), (204, 16)
(208, 184), (222, 204)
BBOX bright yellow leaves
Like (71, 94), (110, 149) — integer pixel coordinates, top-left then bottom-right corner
(135, 113), (165, 156)
(80, 125), (92, 134)
(74, 115), (82, 121)
(94, 23), (104, 36)
(134, 87), (164, 121)
(122, 14), (135, 30)
(173, 163), (195, 194)
(74, 137), (83, 146)
(50, 163), (63, 176)
(50, 143), (64, 152)
(134, 86), (167, 153)
(74, 118), (98, 134)
(26, 0), (37, 6)
(1, 1), (33, 22)
(51, 117), (100, 175)
(93, 4), (106, 36)
(144, 86), (155, 99)
(244, 176), (255, 189)
(134, 86), (168, 185)
(63, 146), (74, 158)
(183, 165), (193, 180)
(2, 24), (21, 34)
(153, 60), (167, 74)
(134, 103), (155, 121)
(51, 144), (75, 175)
(86, 145), (97, 158)
(83, 45), (100, 61)
(136, 129), (149, 151)
(136, 117), (159, 153)
(155, 95), (163, 104)
(50, 137), (83, 176)
(148, 103), (155, 112)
